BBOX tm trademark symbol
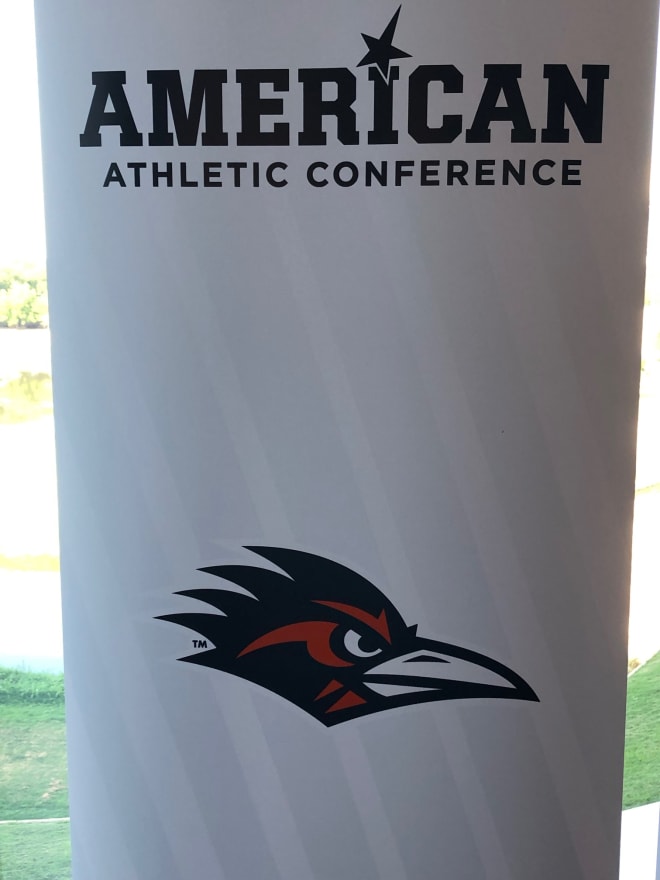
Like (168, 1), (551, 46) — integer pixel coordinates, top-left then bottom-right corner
(192, 639), (208, 649)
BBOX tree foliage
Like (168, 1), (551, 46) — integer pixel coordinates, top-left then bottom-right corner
(0, 264), (48, 328)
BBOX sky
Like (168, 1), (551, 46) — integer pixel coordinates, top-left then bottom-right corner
(0, 0), (46, 265)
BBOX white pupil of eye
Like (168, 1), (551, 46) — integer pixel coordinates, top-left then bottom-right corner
(344, 629), (382, 658)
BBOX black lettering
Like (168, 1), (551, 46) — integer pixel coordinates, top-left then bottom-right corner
(561, 159), (582, 185)
(447, 160), (468, 185)
(408, 65), (463, 144)
(333, 162), (359, 187)
(502, 159), (526, 185)
(395, 160), (414, 186)
(307, 162), (328, 187)
(147, 70), (228, 146)
(236, 69), (289, 146)
(542, 65), (609, 143)
(368, 67), (399, 144)
(152, 162), (173, 187)
(466, 65), (536, 143)
(81, 72), (143, 147)
(475, 159), (496, 185)
(127, 162), (147, 186)
(532, 159), (555, 185)
(365, 161), (388, 186)
(421, 160), (440, 186)
(227, 161), (247, 186)
(203, 162), (222, 186)
(298, 69), (359, 145)
(102, 162), (127, 187)
(180, 162), (198, 187)
(266, 162), (288, 187)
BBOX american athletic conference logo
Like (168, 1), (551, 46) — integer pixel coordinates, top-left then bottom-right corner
(157, 546), (538, 728)
(80, 5), (608, 190)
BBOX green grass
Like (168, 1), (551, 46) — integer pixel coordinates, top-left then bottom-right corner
(0, 822), (71, 880)
(0, 670), (65, 706)
(0, 670), (70, 879)
(623, 651), (660, 809)
(0, 373), (52, 425)
(0, 555), (59, 573)
(0, 670), (68, 821)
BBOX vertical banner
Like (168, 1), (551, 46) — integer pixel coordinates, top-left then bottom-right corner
(35, 2), (657, 878)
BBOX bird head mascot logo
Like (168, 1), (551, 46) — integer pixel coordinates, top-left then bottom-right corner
(158, 547), (538, 727)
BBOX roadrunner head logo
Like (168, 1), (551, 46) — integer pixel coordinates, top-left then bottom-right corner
(158, 547), (538, 727)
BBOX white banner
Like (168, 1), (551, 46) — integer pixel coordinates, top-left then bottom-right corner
(36, 2), (657, 878)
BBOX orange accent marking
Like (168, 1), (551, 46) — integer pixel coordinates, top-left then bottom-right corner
(315, 680), (343, 701)
(314, 601), (391, 643)
(237, 622), (352, 667)
(326, 691), (367, 713)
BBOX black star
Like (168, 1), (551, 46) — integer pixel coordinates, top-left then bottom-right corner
(358, 6), (411, 80)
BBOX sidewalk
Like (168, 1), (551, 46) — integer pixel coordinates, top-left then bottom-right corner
(0, 418), (59, 558)
(0, 569), (62, 672)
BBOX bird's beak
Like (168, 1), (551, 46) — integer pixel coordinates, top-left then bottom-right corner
(362, 637), (538, 703)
